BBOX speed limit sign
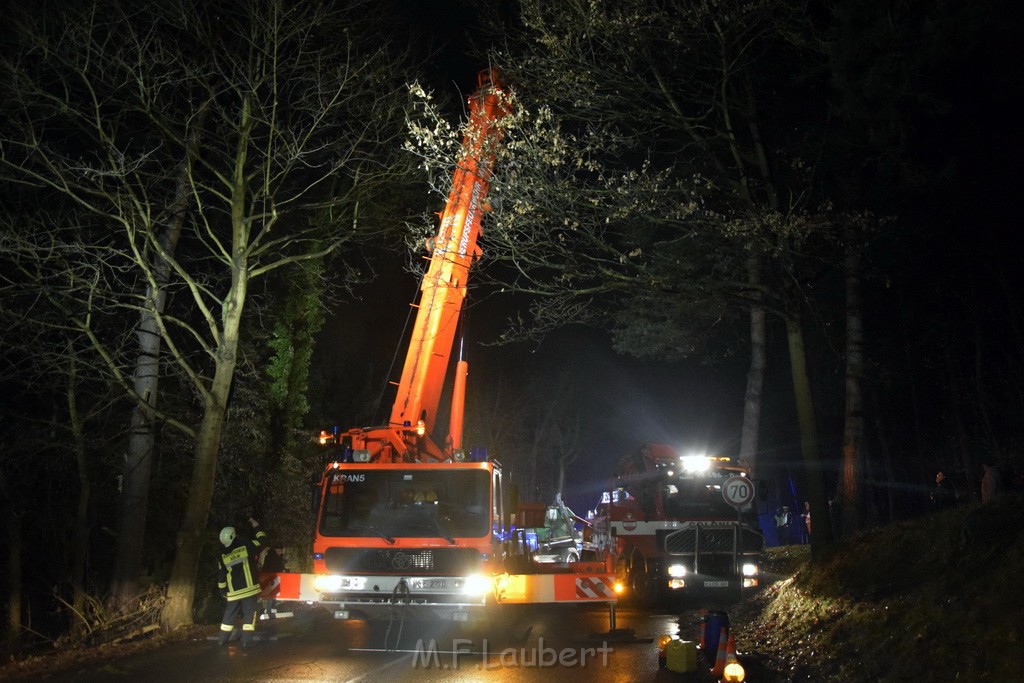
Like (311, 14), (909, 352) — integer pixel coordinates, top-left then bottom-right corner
(723, 476), (755, 508)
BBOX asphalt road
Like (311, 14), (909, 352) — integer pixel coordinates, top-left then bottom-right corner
(30, 603), (786, 682)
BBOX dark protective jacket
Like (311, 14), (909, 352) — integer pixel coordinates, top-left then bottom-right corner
(218, 528), (267, 601)
(931, 479), (957, 510)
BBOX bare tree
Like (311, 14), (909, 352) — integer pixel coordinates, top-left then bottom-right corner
(0, 219), (136, 639)
(408, 0), (843, 551)
(1, 0), (417, 628)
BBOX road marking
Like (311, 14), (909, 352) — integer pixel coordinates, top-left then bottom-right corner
(344, 652), (413, 682)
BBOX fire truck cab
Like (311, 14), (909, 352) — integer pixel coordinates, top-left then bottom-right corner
(590, 443), (765, 603)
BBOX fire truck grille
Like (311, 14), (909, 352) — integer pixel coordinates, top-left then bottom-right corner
(664, 528), (730, 553)
(661, 526), (764, 555)
(323, 547), (481, 575)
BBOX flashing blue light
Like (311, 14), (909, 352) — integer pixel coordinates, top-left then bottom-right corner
(469, 447), (488, 462)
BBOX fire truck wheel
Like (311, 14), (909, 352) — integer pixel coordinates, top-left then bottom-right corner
(628, 559), (653, 604)
(560, 549), (579, 563)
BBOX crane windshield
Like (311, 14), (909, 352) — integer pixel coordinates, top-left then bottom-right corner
(319, 468), (490, 540)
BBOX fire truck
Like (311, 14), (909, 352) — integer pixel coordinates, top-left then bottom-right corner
(589, 443), (765, 603)
(262, 70), (619, 624)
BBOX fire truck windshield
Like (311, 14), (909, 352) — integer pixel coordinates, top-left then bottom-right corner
(319, 469), (490, 540)
(661, 473), (741, 518)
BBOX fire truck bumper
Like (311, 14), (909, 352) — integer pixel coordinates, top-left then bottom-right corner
(262, 572), (491, 621)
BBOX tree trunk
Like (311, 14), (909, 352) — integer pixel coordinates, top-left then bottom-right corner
(972, 310), (998, 453)
(840, 229), (865, 540)
(739, 254), (766, 478)
(872, 396), (897, 525)
(4, 505), (22, 652)
(160, 171), (247, 629)
(159, 359), (237, 630)
(67, 355), (92, 635)
(944, 351), (976, 496)
(111, 149), (194, 609)
(785, 313), (834, 558)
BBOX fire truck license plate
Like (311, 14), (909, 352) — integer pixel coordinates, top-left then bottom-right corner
(704, 580), (729, 588)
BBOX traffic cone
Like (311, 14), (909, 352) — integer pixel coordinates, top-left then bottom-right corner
(710, 626), (729, 677)
(725, 633), (738, 662)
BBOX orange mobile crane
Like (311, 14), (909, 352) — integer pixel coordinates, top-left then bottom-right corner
(263, 70), (619, 624)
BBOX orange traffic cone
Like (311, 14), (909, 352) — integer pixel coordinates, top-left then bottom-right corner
(725, 633), (738, 662)
(721, 634), (745, 682)
(710, 626), (729, 677)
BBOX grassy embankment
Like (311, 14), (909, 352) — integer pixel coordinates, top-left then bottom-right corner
(733, 493), (1023, 681)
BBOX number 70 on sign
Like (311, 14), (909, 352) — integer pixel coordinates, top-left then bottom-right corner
(723, 476), (755, 508)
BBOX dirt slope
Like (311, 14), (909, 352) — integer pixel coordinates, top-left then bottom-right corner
(731, 493), (1023, 682)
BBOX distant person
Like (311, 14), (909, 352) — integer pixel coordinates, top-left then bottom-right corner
(217, 516), (266, 647)
(261, 543), (286, 572)
(260, 542), (287, 626)
(930, 471), (957, 511)
(775, 506), (791, 545)
(981, 457), (1003, 503)
(801, 502), (812, 542)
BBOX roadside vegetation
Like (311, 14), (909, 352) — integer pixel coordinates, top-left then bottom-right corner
(736, 494), (1023, 681)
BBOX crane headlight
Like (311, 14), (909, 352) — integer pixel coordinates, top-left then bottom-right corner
(458, 573), (492, 597)
(314, 575), (344, 592)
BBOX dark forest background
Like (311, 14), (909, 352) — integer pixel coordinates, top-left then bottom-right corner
(1, 0), (1021, 650)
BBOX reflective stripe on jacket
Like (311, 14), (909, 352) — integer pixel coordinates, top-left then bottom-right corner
(217, 529), (267, 601)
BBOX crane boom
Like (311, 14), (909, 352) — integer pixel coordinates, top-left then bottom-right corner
(331, 69), (508, 463)
(389, 69), (507, 449)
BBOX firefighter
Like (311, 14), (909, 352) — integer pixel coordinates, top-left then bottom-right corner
(217, 516), (266, 647)
(774, 506), (791, 545)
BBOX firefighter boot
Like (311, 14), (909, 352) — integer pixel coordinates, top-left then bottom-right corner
(241, 628), (255, 648)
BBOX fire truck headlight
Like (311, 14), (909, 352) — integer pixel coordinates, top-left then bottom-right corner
(460, 573), (492, 597)
(667, 564), (687, 578)
(314, 575), (344, 592)
(742, 562), (759, 577)
(680, 455), (711, 473)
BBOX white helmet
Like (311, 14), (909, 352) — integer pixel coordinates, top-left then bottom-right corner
(219, 526), (236, 547)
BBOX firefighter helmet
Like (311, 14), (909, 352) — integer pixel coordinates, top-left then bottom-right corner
(219, 526), (236, 547)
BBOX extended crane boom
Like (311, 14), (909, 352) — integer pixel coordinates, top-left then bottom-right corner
(389, 68), (507, 457)
(341, 68), (508, 463)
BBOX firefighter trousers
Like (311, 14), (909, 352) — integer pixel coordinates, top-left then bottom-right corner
(219, 595), (258, 645)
